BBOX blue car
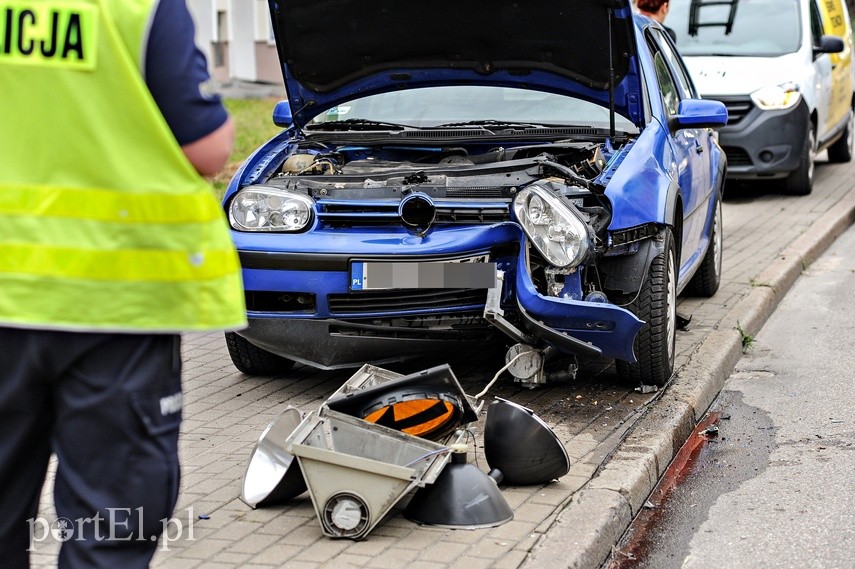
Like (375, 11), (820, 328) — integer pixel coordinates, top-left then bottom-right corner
(223, 0), (728, 387)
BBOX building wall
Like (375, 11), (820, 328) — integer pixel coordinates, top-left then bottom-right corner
(186, 0), (283, 86)
(186, 0), (214, 66)
(255, 43), (283, 85)
(229, 1), (256, 80)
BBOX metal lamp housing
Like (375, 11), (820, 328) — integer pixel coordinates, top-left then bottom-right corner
(403, 446), (513, 529)
(484, 398), (571, 485)
(240, 406), (308, 508)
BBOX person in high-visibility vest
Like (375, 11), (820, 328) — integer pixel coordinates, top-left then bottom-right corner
(0, 0), (247, 565)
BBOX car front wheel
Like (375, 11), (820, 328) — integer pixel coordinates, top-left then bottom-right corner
(225, 332), (296, 375)
(783, 127), (815, 195)
(827, 108), (854, 163)
(616, 228), (677, 387)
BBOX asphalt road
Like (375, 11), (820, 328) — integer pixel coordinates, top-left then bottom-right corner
(613, 220), (855, 569)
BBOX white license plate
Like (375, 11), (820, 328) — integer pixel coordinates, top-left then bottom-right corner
(350, 256), (495, 290)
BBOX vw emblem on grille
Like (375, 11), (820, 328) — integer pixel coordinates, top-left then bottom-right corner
(399, 193), (436, 235)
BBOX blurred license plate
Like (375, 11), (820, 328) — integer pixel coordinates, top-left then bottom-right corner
(351, 256), (495, 290)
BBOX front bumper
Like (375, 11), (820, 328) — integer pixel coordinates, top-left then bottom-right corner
(234, 224), (643, 368)
(239, 316), (497, 370)
(709, 97), (809, 179)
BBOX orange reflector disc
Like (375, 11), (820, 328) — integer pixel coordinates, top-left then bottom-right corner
(363, 398), (459, 439)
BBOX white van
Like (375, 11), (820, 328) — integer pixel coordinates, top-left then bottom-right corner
(667, 0), (855, 195)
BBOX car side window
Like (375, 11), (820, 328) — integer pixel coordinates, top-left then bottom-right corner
(654, 54), (681, 117)
(646, 33), (682, 117)
(810, 0), (824, 45)
(649, 28), (699, 99)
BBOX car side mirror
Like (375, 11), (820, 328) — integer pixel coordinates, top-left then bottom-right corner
(272, 100), (293, 127)
(814, 35), (845, 56)
(671, 99), (729, 131)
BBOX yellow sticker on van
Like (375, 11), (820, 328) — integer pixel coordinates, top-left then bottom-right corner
(821, 0), (848, 38)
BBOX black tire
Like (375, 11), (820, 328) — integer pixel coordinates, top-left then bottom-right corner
(687, 196), (722, 297)
(782, 127), (815, 196)
(225, 332), (295, 375)
(827, 108), (854, 163)
(616, 229), (677, 387)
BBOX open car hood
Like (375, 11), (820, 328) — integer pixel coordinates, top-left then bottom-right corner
(268, 0), (641, 128)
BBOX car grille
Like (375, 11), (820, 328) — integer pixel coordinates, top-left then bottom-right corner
(317, 200), (511, 227)
(705, 96), (753, 126)
(245, 291), (316, 312)
(328, 288), (487, 314)
(329, 312), (495, 341)
(722, 146), (752, 167)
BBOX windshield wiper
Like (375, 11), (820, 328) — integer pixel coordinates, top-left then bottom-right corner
(435, 120), (634, 138)
(305, 119), (410, 132)
(433, 120), (553, 130)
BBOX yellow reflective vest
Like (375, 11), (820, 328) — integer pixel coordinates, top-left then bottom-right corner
(0, 0), (247, 332)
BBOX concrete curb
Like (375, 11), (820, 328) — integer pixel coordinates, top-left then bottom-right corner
(525, 186), (855, 569)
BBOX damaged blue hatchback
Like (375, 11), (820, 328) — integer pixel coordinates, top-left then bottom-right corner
(223, 0), (728, 387)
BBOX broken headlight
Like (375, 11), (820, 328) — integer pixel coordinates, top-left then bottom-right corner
(513, 184), (591, 268)
(229, 186), (315, 232)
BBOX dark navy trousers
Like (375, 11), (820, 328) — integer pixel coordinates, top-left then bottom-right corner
(0, 329), (183, 568)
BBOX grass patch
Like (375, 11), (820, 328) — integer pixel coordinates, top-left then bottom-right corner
(736, 321), (755, 353)
(207, 97), (284, 195)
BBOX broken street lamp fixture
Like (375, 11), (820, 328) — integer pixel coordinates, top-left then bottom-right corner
(403, 443), (513, 529)
(324, 364), (477, 441)
(239, 364), (569, 539)
(240, 406), (307, 508)
(484, 398), (571, 485)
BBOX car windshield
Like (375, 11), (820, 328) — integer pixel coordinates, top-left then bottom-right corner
(306, 86), (637, 133)
(668, 0), (802, 57)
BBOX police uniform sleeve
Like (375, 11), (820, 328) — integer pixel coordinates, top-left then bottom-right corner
(144, 0), (229, 146)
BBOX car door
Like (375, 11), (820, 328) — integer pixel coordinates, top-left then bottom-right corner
(647, 28), (712, 275)
(819, 0), (854, 132)
(810, 0), (836, 141)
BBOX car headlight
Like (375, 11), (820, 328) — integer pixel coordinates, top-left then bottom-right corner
(750, 82), (801, 110)
(229, 186), (315, 232)
(513, 184), (591, 268)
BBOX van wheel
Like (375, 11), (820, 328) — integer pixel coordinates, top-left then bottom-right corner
(687, 196), (722, 297)
(783, 127), (815, 195)
(616, 229), (677, 387)
(827, 109), (854, 163)
(225, 332), (295, 375)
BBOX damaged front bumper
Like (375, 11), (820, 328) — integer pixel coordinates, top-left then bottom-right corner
(235, 225), (643, 368)
(512, 247), (642, 362)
